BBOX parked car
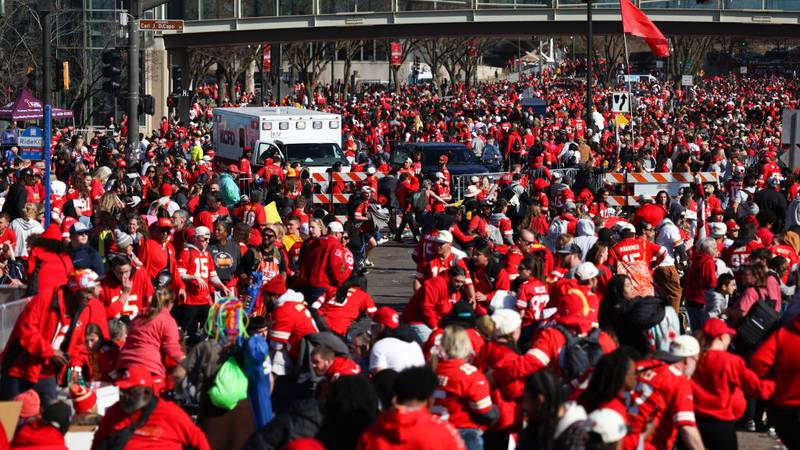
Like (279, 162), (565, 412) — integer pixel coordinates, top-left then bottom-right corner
(390, 142), (490, 180)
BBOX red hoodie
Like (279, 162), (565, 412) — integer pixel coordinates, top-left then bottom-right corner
(10, 421), (66, 450)
(692, 349), (774, 420)
(357, 407), (465, 450)
(750, 315), (800, 407)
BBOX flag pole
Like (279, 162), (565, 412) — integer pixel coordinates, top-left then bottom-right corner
(623, 32), (635, 148)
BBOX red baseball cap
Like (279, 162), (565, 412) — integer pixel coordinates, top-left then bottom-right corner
(726, 219), (740, 231)
(114, 365), (153, 389)
(263, 275), (287, 295)
(372, 307), (399, 329)
(439, 155), (448, 164)
(228, 164), (239, 173)
(157, 217), (172, 229)
(702, 318), (737, 338)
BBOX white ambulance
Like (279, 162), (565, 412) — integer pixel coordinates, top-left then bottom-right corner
(212, 106), (348, 173)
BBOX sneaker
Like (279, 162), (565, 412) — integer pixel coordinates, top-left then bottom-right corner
(365, 259), (375, 268)
(377, 237), (389, 245)
(745, 420), (756, 432)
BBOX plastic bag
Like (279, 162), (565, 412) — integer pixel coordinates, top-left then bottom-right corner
(208, 357), (249, 410)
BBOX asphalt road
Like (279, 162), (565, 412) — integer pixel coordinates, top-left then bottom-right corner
(365, 242), (785, 450)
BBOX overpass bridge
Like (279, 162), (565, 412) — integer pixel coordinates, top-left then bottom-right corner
(162, 0), (800, 48)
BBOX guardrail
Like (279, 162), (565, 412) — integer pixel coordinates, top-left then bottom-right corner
(0, 296), (32, 350)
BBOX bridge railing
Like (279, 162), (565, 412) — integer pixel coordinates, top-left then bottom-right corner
(189, 0), (799, 21)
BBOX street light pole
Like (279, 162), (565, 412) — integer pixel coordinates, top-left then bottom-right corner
(586, 0), (593, 126)
(39, 0), (54, 228)
(127, 0), (140, 155)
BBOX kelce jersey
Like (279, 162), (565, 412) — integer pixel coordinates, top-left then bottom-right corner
(516, 278), (550, 326)
(625, 360), (696, 450)
(178, 245), (217, 305)
(433, 359), (493, 430)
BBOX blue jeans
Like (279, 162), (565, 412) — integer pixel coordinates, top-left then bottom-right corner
(459, 428), (484, 450)
(686, 303), (705, 333)
(408, 323), (432, 345)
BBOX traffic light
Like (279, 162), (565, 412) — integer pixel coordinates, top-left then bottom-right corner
(140, 95), (155, 116)
(102, 49), (122, 93)
(171, 66), (183, 94)
(166, 95), (175, 108)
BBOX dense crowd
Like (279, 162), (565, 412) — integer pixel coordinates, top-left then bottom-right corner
(0, 63), (798, 450)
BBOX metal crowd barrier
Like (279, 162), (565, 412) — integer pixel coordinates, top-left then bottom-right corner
(452, 167), (608, 201)
(0, 295), (31, 350)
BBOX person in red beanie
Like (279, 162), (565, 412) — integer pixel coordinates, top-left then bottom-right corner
(0, 269), (104, 405)
(70, 383), (97, 416)
(358, 367), (465, 450)
(92, 365), (210, 450)
(750, 312), (800, 450)
(691, 319), (774, 450)
(14, 388), (40, 425)
(25, 223), (73, 295)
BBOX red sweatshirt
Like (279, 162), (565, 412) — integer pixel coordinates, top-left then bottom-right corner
(692, 349), (774, 421)
(92, 399), (210, 450)
(401, 275), (460, 329)
(750, 315), (800, 407)
(358, 407), (465, 450)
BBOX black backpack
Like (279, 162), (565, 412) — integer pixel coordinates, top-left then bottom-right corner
(735, 289), (779, 354)
(554, 324), (604, 382)
(411, 191), (428, 213)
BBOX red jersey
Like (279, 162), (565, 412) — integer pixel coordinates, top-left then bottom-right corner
(432, 359), (493, 430)
(625, 360), (696, 450)
(503, 246), (525, 281)
(98, 268), (155, 319)
(237, 202), (267, 229)
(415, 253), (473, 286)
(402, 275), (462, 329)
(178, 245), (217, 306)
(608, 237), (666, 270)
(193, 207), (230, 231)
(314, 287), (377, 336)
(722, 240), (764, 274)
(770, 244), (799, 283)
(268, 293), (319, 360)
(516, 278), (550, 326)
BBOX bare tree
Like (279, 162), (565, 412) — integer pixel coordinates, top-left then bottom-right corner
(669, 36), (714, 80)
(335, 41), (362, 96)
(593, 35), (625, 86)
(417, 38), (462, 89)
(284, 42), (329, 100)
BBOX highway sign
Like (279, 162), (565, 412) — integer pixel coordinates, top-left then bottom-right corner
(681, 75), (693, 86)
(611, 92), (630, 113)
(18, 126), (44, 160)
(138, 19), (184, 31)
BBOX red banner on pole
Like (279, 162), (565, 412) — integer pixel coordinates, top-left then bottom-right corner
(468, 39), (478, 58)
(390, 42), (402, 67)
(262, 43), (272, 72)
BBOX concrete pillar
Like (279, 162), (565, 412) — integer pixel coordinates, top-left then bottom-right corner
(146, 36), (169, 132)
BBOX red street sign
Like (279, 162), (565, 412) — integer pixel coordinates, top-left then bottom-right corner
(390, 42), (402, 67)
(138, 19), (184, 31)
(263, 43), (271, 72)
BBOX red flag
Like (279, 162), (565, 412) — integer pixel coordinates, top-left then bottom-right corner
(620, 0), (670, 57)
